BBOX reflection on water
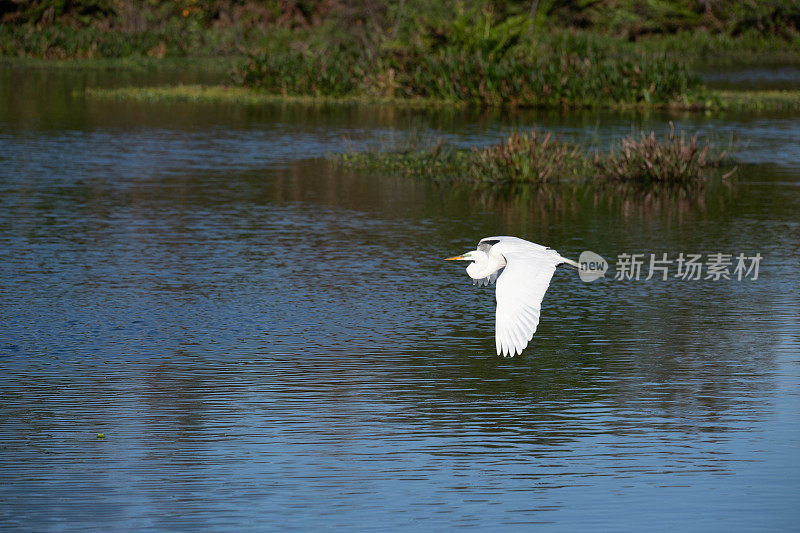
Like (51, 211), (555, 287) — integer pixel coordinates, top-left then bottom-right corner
(1, 65), (799, 531)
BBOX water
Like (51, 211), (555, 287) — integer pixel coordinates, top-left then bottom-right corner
(701, 64), (800, 90)
(1, 66), (799, 531)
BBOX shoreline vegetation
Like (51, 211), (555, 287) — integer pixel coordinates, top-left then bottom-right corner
(80, 84), (800, 112)
(9, 1), (796, 188)
(5, 1), (799, 113)
(333, 124), (737, 188)
(5, 2), (800, 110)
(3, 1), (799, 64)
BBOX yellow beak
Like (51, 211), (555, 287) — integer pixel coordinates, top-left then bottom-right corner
(445, 255), (464, 261)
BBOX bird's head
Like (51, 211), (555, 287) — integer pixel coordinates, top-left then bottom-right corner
(446, 249), (493, 277)
(444, 250), (480, 262)
(446, 248), (503, 280)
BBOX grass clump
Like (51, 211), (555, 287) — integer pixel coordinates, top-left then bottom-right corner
(470, 131), (586, 184)
(593, 125), (735, 185)
(337, 125), (735, 188)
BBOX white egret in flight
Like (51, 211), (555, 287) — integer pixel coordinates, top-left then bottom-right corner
(446, 236), (580, 357)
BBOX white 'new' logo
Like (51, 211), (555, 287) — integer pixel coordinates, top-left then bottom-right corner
(578, 251), (607, 282)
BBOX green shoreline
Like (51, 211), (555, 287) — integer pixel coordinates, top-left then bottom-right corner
(79, 84), (800, 112)
(78, 85), (461, 109)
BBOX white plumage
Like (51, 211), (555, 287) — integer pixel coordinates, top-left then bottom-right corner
(446, 236), (578, 357)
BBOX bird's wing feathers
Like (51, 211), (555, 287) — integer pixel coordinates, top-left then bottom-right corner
(472, 269), (502, 287)
(480, 236), (554, 255)
(493, 241), (562, 357)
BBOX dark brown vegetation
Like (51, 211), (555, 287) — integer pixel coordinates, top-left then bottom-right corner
(594, 124), (736, 185)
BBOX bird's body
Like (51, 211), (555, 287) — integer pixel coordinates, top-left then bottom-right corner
(446, 236), (578, 357)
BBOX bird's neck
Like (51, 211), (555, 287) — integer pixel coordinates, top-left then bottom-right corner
(466, 254), (506, 280)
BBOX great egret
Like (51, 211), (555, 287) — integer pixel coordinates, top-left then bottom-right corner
(446, 236), (580, 357)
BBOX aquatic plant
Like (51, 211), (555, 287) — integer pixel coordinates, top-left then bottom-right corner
(234, 45), (700, 108)
(469, 131), (586, 184)
(336, 126), (736, 187)
(593, 124), (735, 184)
(337, 141), (473, 182)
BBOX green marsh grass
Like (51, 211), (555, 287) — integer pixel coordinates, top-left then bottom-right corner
(80, 84), (800, 112)
(714, 90), (800, 111)
(79, 85), (462, 108)
(336, 125), (736, 188)
(233, 45), (702, 109)
(470, 131), (587, 184)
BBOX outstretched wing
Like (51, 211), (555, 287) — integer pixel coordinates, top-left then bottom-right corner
(493, 243), (562, 357)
